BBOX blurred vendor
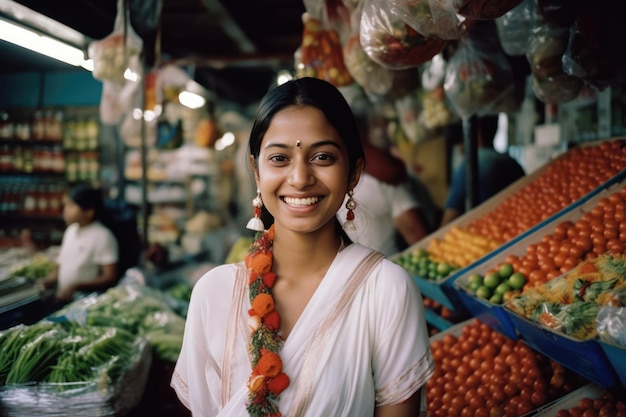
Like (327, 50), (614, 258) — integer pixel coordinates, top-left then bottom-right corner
(39, 185), (118, 303)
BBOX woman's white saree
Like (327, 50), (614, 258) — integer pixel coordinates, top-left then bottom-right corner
(171, 243), (434, 417)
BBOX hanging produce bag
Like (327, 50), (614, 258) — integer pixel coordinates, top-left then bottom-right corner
(561, 0), (626, 91)
(296, 13), (353, 87)
(452, 0), (524, 20)
(527, 18), (582, 104)
(443, 22), (514, 119)
(360, 0), (445, 70)
(392, 0), (469, 40)
(88, 0), (143, 84)
(495, 0), (534, 56)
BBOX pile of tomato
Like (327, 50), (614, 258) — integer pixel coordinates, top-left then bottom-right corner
(427, 319), (588, 417)
(555, 391), (626, 417)
(496, 184), (626, 289)
(468, 140), (626, 243)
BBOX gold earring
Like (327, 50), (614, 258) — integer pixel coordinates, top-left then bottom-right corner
(343, 190), (356, 231)
(246, 189), (265, 232)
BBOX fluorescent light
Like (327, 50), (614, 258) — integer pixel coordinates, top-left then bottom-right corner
(276, 70), (293, 86)
(178, 90), (206, 109)
(0, 18), (90, 68)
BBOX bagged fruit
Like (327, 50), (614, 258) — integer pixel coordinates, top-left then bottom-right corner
(88, 0), (142, 84)
(392, 0), (469, 40)
(443, 21), (514, 118)
(495, 0), (534, 56)
(360, 0), (445, 70)
(527, 18), (582, 104)
(296, 13), (353, 87)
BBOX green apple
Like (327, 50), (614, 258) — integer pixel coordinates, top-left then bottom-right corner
(495, 282), (512, 295)
(475, 286), (492, 299)
(467, 273), (483, 287)
(489, 293), (503, 304)
(508, 272), (526, 290)
(498, 263), (514, 279)
(483, 271), (501, 289)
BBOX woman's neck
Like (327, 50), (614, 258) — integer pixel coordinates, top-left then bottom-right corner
(271, 224), (342, 281)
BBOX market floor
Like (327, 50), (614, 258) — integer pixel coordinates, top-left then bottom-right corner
(126, 359), (191, 417)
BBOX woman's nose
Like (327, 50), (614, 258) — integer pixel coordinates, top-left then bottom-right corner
(288, 159), (314, 187)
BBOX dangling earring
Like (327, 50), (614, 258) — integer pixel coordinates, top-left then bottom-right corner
(246, 189), (265, 232)
(343, 190), (357, 231)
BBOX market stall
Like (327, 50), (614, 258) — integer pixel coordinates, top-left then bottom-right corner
(1, 0), (626, 415)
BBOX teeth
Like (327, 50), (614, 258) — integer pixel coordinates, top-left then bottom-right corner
(284, 196), (320, 207)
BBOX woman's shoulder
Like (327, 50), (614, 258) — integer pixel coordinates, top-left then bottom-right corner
(347, 244), (411, 281)
(192, 261), (246, 295)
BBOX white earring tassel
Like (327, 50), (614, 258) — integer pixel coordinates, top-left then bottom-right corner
(246, 216), (265, 232)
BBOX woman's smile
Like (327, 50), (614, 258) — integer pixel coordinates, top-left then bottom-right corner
(282, 196), (322, 207)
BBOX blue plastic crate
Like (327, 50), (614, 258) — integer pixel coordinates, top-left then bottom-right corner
(598, 340), (626, 388)
(456, 288), (518, 340)
(507, 310), (619, 388)
(411, 274), (463, 311)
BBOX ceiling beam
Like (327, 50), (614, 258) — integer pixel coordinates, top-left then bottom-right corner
(200, 0), (256, 54)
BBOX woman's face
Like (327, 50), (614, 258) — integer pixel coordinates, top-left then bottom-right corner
(253, 105), (359, 235)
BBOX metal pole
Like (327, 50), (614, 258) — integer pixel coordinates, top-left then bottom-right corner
(463, 115), (479, 211)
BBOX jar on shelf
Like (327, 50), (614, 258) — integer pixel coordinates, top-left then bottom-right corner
(0, 111), (14, 139)
(47, 110), (64, 142)
(15, 119), (30, 141)
(87, 118), (99, 150)
(66, 152), (78, 183)
(63, 118), (76, 150)
(32, 110), (45, 140)
(75, 118), (87, 151)
(22, 183), (37, 214)
(52, 145), (65, 174)
(0, 144), (11, 171)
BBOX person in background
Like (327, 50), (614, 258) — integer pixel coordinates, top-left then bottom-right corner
(336, 110), (430, 256)
(39, 185), (118, 303)
(439, 115), (525, 227)
(171, 77), (433, 417)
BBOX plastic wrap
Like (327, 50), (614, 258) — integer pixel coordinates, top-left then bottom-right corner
(495, 0), (534, 56)
(443, 23), (514, 118)
(88, 0), (142, 84)
(417, 54), (456, 130)
(342, 35), (394, 96)
(561, 11), (611, 91)
(0, 338), (151, 417)
(527, 19), (582, 104)
(596, 286), (626, 346)
(359, 0), (445, 70)
(296, 13), (353, 87)
(453, 0), (524, 20)
(393, 0), (469, 40)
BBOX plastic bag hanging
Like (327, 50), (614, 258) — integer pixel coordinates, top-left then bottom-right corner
(359, 0), (445, 70)
(443, 21), (515, 119)
(88, 0), (143, 84)
(296, 12), (353, 87)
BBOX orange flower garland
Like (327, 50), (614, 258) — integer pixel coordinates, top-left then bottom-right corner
(245, 224), (289, 417)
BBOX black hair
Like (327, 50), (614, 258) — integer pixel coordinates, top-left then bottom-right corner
(249, 77), (365, 178)
(67, 185), (104, 221)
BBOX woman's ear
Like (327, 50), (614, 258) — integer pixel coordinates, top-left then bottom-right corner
(348, 158), (365, 191)
(249, 155), (260, 184)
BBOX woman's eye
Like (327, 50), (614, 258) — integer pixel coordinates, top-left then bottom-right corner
(269, 155), (289, 163)
(312, 153), (335, 163)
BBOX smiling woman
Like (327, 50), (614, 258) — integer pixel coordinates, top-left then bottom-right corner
(171, 77), (434, 417)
